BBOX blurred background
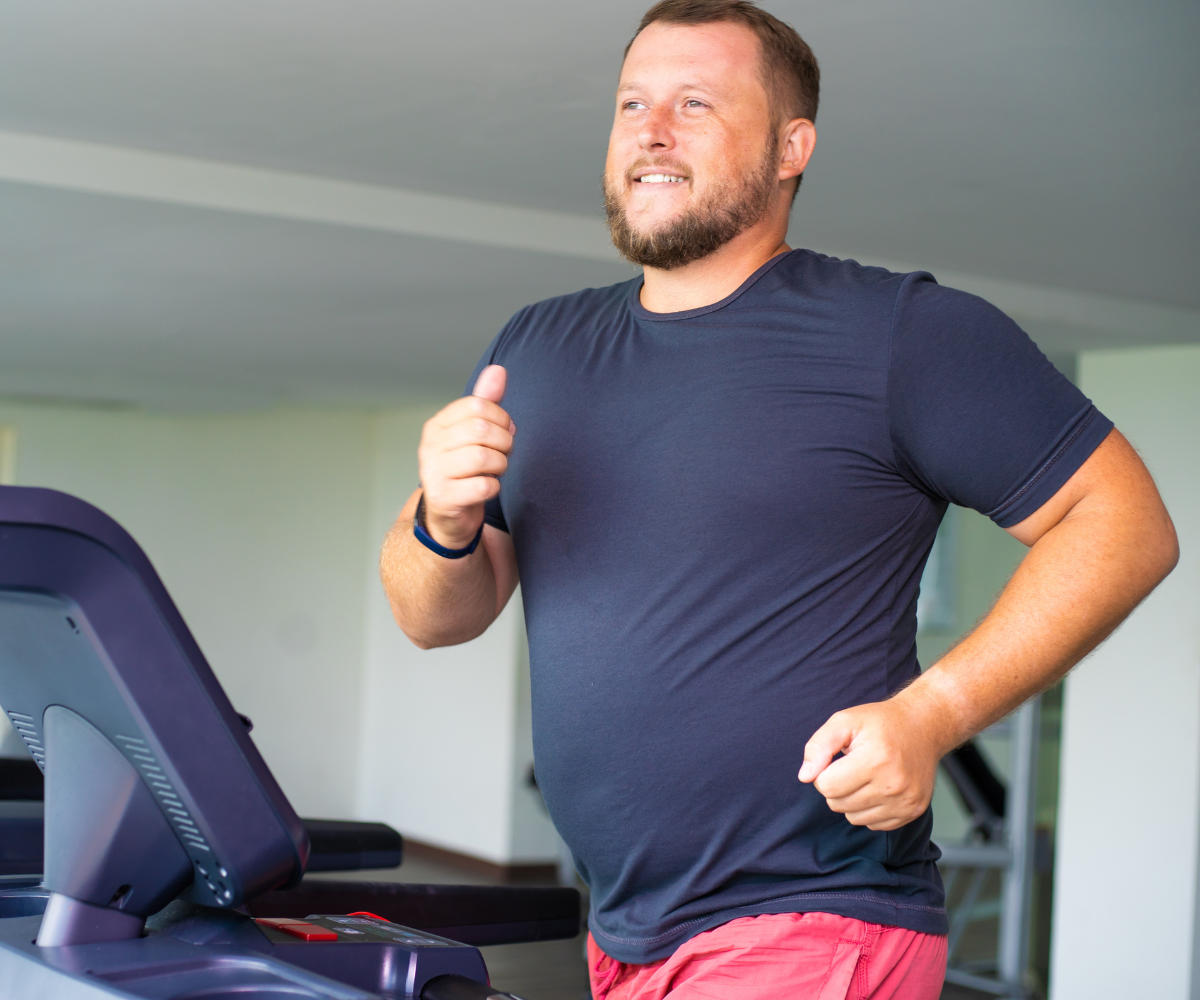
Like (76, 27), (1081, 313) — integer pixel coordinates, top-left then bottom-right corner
(0, 3), (1195, 998)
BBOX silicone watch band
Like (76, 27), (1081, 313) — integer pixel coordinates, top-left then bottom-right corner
(413, 493), (483, 559)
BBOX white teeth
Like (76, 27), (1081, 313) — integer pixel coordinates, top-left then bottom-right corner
(637, 174), (686, 184)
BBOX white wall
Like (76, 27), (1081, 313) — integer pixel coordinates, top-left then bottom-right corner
(355, 408), (559, 863)
(0, 401), (377, 818)
(0, 398), (557, 863)
(1051, 345), (1200, 999)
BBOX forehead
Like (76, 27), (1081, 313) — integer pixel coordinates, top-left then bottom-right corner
(619, 20), (766, 97)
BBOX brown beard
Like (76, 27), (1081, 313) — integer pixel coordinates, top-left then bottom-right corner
(603, 137), (780, 270)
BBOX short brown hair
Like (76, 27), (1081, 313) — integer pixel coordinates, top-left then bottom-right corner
(625, 0), (820, 125)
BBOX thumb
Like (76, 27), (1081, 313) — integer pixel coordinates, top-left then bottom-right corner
(472, 364), (507, 404)
(798, 713), (855, 784)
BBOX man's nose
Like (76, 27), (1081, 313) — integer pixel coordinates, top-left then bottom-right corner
(637, 105), (676, 152)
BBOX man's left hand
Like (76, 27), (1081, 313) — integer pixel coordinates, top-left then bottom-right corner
(797, 694), (949, 832)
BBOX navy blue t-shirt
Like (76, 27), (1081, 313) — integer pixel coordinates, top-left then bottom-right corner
(467, 250), (1111, 963)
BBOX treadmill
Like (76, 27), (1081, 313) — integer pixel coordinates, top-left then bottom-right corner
(0, 757), (407, 877)
(0, 485), (579, 999)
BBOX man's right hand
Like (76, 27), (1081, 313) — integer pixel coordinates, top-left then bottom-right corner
(417, 365), (514, 550)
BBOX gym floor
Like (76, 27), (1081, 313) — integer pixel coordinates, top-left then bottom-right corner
(309, 857), (992, 1000)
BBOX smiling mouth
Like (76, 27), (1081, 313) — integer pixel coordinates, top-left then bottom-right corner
(635, 174), (688, 184)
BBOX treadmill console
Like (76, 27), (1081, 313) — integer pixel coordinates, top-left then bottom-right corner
(0, 485), (308, 941)
(0, 486), (575, 998)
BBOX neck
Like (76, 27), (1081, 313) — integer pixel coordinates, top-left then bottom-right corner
(638, 215), (792, 313)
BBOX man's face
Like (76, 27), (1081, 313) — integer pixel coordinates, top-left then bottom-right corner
(604, 20), (782, 269)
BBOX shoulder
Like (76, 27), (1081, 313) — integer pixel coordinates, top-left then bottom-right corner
(778, 249), (916, 297)
(767, 250), (936, 327)
(508, 278), (638, 331)
(489, 277), (638, 364)
(783, 251), (1009, 327)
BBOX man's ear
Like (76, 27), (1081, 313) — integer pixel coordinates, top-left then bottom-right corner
(779, 118), (816, 181)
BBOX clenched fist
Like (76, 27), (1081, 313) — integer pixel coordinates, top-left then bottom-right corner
(417, 365), (515, 550)
(798, 691), (951, 832)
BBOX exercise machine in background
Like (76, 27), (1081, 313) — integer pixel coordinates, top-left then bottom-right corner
(0, 485), (578, 999)
(939, 702), (1044, 1000)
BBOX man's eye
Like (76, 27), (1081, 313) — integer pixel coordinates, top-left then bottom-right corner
(623, 101), (647, 111)
(684, 100), (707, 108)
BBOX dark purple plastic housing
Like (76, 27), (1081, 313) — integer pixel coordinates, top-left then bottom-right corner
(0, 485), (308, 920)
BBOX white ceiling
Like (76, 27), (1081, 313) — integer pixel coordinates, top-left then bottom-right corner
(0, 0), (1196, 409)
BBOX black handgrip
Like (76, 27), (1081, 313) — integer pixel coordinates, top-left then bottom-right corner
(0, 807), (405, 876)
(0, 758), (44, 801)
(302, 818), (403, 871)
(420, 974), (527, 1000)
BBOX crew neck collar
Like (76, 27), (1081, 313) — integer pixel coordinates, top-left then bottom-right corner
(627, 249), (797, 322)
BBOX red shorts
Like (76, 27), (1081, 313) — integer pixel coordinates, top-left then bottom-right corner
(588, 912), (947, 1000)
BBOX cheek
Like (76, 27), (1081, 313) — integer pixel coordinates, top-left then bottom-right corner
(678, 127), (741, 175)
(605, 129), (640, 174)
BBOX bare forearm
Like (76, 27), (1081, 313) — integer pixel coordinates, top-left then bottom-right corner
(899, 434), (1178, 754)
(382, 369), (520, 649)
(380, 489), (508, 649)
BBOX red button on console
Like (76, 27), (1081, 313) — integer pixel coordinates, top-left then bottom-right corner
(255, 917), (338, 942)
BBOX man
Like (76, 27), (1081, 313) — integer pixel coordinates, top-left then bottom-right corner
(381, 2), (1178, 997)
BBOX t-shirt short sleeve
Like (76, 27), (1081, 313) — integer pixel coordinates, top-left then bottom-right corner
(888, 273), (1113, 528)
(482, 497), (509, 533)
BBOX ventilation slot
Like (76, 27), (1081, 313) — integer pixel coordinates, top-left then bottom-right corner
(113, 734), (214, 855)
(8, 711), (45, 767)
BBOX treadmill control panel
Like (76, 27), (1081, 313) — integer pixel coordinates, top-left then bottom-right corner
(248, 912), (491, 995)
(255, 917), (339, 941)
(255, 914), (468, 947)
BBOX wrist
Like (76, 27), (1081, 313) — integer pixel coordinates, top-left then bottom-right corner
(892, 670), (970, 758)
(413, 493), (483, 558)
(416, 493), (480, 550)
